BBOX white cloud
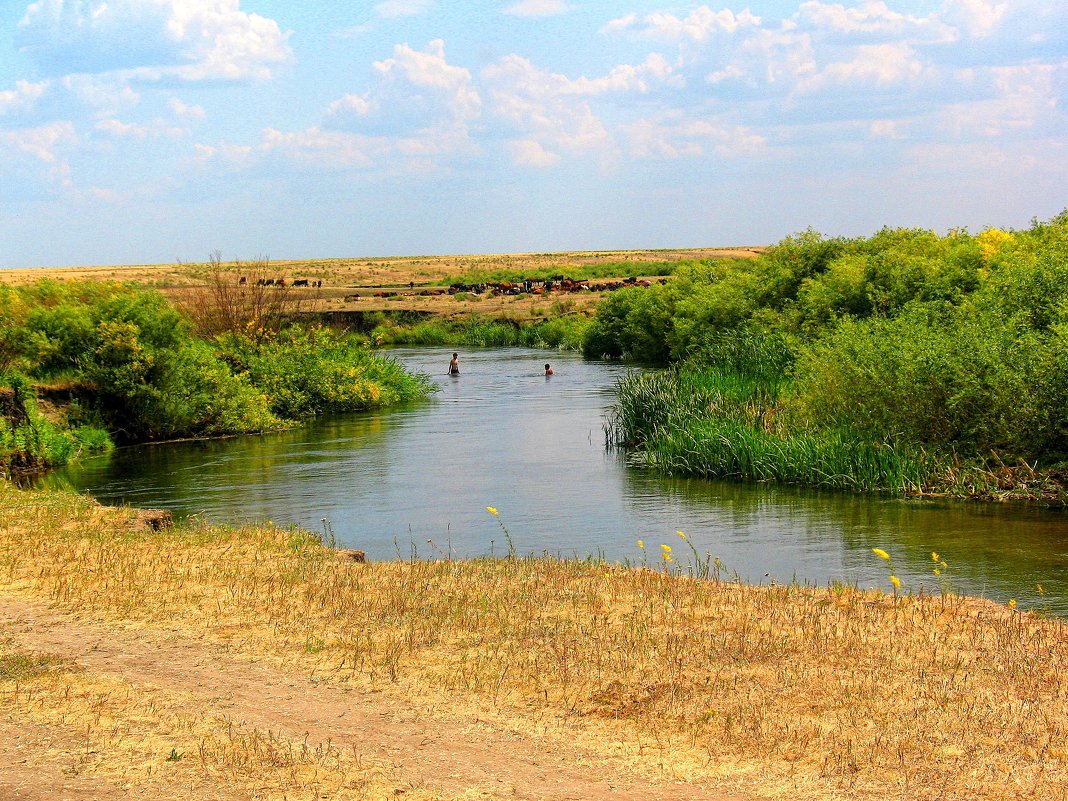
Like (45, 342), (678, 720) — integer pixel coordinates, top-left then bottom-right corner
(374, 0), (433, 19)
(0, 120), (76, 164)
(603, 6), (761, 41)
(507, 138), (561, 166)
(0, 79), (48, 116)
(483, 55), (611, 161)
(96, 118), (151, 138)
(302, 41), (482, 168)
(203, 41), (484, 173)
(483, 52), (688, 166)
(327, 93), (372, 117)
(797, 42), (929, 91)
(796, 0), (955, 42)
(621, 111), (766, 159)
(0, 121), (76, 196)
(372, 39), (481, 122)
(938, 63), (1060, 138)
(733, 27), (819, 88)
(61, 74), (141, 117)
(169, 98), (206, 120)
(566, 54), (682, 95)
(17, 0), (292, 81)
(503, 0), (569, 18)
(260, 128), (375, 168)
(193, 140), (253, 165)
(870, 119), (906, 139)
(96, 117), (187, 138)
(942, 0), (1009, 39)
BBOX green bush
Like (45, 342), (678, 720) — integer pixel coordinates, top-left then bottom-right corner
(1, 370), (113, 473)
(0, 281), (437, 466)
(595, 212), (1068, 489)
(220, 326), (436, 419)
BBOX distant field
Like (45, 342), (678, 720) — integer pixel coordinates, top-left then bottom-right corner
(0, 247), (763, 319)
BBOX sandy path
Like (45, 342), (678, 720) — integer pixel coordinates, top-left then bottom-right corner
(1, 594), (747, 801)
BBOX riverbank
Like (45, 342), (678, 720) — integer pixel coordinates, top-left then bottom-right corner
(2, 484), (1065, 801)
(595, 216), (1068, 503)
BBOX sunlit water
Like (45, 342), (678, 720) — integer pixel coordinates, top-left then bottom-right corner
(47, 347), (1068, 613)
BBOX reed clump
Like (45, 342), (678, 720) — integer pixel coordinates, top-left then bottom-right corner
(2, 484), (1067, 801)
(607, 367), (931, 493)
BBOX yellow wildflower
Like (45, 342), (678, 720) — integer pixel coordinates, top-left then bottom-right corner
(664, 554), (673, 563)
(1037, 584), (1045, 596)
(637, 539), (645, 550)
(677, 531), (687, 540)
(933, 568), (941, 576)
(890, 575), (901, 590)
(872, 548), (890, 560)
(486, 506), (498, 516)
(661, 544), (672, 553)
(1008, 599), (1017, 609)
(931, 551), (939, 562)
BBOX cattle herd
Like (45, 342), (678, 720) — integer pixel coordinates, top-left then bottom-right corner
(237, 277), (324, 287)
(238, 275), (661, 299)
(447, 275), (658, 295)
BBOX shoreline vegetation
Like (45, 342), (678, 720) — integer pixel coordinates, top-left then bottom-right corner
(1, 247), (750, 476)
(0, 277), (438, 475)
(1, 484), (1065, 801)
(589, 213), (1068, 504)
(4, 216), (1068, 503)
(6, 215), (1068, 503)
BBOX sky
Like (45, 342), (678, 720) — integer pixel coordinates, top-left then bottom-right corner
(0, 0), (1065, 269)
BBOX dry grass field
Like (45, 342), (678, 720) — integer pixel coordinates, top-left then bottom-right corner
(0, 247), (761, 320)
(2, 484), (1066, 801)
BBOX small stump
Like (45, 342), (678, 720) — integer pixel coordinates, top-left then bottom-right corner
(132, 509), (173, 531)
(335, 548), (367, 563)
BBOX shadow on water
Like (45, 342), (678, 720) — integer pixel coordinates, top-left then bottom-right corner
(45, 346), (1068, 614)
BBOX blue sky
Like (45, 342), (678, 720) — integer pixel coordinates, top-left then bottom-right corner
(1, 0), (1065, 268)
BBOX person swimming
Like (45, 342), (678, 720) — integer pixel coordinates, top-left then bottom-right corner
(544, 363), (553, 375)
(449, 353), (460, 375)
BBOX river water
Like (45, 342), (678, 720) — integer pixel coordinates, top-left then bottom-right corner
(48, 346), (1068, 613)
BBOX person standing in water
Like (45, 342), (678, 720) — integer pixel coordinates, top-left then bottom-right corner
(544, 363), (553, 376)
(449, 353), (460, 375)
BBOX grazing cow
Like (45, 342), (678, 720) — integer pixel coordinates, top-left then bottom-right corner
(292, 279), (309, 287)
(238, 276), (247, 285)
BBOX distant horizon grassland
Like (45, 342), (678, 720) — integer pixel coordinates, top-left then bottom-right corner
(0, 246), (763, 285)
(0, 246), (763, 319)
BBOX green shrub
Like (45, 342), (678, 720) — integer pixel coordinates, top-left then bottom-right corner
(596, 212), (1068, 489)
(220, 326), (436, 419)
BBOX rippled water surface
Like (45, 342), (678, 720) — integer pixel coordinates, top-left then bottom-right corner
(50, 346), (1068, 612)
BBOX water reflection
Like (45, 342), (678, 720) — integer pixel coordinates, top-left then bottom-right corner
(47, 346), (1068, 613)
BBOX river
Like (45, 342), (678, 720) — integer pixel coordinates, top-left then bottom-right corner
(48, 346), (1068, 613)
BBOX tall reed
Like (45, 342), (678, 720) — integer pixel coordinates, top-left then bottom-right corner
(607, 367), (932, 493)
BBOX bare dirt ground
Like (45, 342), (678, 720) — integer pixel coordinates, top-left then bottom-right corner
(0, 593), (748, 801)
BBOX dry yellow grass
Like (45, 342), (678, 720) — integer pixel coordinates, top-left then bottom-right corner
(1, 639), (426, 801)
(2, 483), (1066, 800)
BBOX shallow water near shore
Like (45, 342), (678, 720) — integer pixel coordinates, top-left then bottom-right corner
(48, 346), (1068, 613)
